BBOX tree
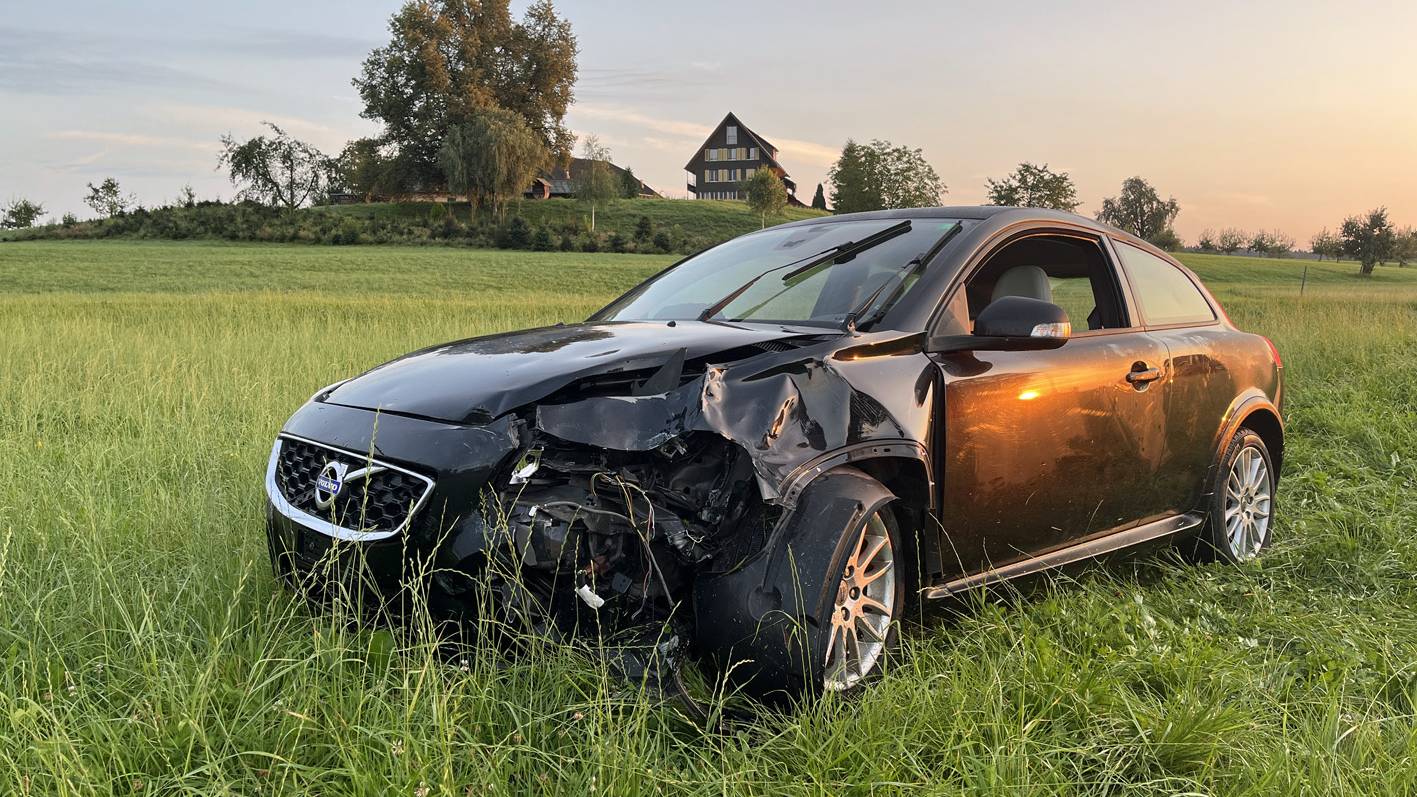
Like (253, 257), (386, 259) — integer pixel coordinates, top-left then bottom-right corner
(575, 135), (617, 232)
(1310, 228), (1342, 261)
(828, 138), (945, 213)
(1217, 227), (1246, 255)
(84, 178), (133, 218)
(1267, 229), (1295, 258)
(439, 107), (547, 221)
(1339, 207), (1396, 276)
(1096, 177), (1180, 247)
(1393, 226), (1417, 267)
(354, 0), (577, 187)
(218, 123), (335, 210)
(811, 183), (827, 211)
(334, 138), (403, 201)
(1197, 229), (1217, 251)
(1, 198), (45, 229)
(740, 167), (788, 228)
(1247, 230), (1273, 257)
(619, 166), (643, 199)
(984, 162), (1079, 212)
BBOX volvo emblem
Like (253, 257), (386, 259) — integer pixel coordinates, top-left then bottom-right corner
(314, 461), (348, 509)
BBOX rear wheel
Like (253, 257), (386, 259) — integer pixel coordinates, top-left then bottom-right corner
(1196, 428), (1276, 562)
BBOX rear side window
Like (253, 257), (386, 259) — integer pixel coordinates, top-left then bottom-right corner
(1114, 241), (1215, 326)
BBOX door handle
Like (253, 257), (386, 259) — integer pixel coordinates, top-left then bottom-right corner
(1126, 366), (1163, 385)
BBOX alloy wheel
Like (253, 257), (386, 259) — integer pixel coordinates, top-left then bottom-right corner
(823, 511), (896, 691)
(1224, 445), (1272, 560)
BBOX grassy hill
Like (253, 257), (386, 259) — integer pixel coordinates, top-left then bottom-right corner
(2, 241), (1417, 792)
(3, 197), (830, 253)
(318, 196), (829, 240)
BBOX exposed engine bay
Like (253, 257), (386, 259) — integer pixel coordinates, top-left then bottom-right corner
(478, 431), (771, 659)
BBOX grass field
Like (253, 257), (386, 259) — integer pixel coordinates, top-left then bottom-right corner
(1, 239), (1416, 795)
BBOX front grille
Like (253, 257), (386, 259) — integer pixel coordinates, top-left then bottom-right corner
(274, 437), (431, 534)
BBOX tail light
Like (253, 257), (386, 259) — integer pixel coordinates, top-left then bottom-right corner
(1262, 336), (1282, 368)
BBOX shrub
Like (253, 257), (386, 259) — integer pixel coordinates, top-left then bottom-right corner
(496, 216), (533, 249)
(531, 226), (554, 251)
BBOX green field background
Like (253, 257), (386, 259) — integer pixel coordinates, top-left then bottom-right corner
(2, 240), (1416, 794)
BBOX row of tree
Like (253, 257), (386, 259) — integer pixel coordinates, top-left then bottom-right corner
(1310, 209), (1417, 274)
(1195, 228), (1296, 257)
(813, 147), (1185, 250)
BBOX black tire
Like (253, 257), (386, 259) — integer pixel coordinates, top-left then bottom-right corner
(1192, 427), (1277, 563)
(692, 468), (910, 698)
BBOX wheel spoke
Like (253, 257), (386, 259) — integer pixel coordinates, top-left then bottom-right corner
(858, 595), (890, 616)
(855, 615), (885, 643)
(859, 559), (895, 586)
(858, 535), (888, 570)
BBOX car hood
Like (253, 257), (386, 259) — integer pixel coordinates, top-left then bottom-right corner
(320, 321), (829, 424)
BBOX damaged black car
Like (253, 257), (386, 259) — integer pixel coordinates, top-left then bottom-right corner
(265, 206), (1284, 697)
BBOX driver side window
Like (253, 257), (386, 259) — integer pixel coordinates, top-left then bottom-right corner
(961, 234), (1130, 334)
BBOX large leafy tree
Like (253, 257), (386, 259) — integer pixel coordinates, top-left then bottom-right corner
(1, 198), (45, 229)
(740, 168), (787, 228)
(438, 107), (547, 220)
(984, 162), (1079, 212)
(828, 139), (945, 213)
(355, 0), (577, 187)
(219, 123), (335, 210)
(1340, 207), (1396, 276)
(1096, 176), (1180, 247)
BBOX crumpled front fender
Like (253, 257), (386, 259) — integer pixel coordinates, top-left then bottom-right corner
(691, 467), (895, 697)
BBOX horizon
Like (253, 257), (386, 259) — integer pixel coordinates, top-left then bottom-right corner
(2, 0), (1414, 242)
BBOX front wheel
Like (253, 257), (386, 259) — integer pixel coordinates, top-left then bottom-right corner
(1195, 428), (1276, 563)
(821, 507), (902, 692)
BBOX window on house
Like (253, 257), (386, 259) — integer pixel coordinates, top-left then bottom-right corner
(726, 126), (738, 145)
(749, 147), (758, 161)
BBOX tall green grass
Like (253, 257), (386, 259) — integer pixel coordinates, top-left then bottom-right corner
(1, 241), (1416, 794)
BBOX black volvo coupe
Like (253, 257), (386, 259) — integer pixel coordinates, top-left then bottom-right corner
(266, 207), (1283, 696)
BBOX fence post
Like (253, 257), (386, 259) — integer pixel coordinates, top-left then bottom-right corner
(1300, 264), (1308, 297)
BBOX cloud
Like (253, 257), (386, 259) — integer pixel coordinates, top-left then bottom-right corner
(49, 130), (214, 152)
(0, 26), (241, 96)
(150, 103), (357, 152)
(573, 104), (713, 140)
(773, 136), (840, 167)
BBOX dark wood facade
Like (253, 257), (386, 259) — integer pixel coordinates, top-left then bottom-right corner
(684, 112), (797, 201)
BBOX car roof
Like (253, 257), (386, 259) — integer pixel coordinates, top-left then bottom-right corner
(776, 205), (1122, 235)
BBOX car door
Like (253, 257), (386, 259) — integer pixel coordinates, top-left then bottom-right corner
(929, 230), (1171, 578)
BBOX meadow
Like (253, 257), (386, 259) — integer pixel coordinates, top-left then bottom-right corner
(1, 239), (1415, 795)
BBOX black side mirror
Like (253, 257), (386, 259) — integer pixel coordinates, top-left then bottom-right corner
(926, 296), (1071, 353)
(974, 296), (1071, 340)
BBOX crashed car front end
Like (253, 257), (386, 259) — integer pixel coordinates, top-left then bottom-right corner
(265, 320), (938, 693)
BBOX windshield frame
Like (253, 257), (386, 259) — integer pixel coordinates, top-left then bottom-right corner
(588, 217), (963, 329)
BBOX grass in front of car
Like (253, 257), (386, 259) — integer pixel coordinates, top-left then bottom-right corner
(1, 240), (1416, 794)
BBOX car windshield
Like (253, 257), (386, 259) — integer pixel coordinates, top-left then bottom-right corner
(593, 219), (960, 326)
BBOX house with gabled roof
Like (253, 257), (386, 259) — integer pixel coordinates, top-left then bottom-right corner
(685, 112), (800, 204)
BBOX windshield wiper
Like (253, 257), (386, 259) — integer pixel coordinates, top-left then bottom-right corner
(697, 220), (913, 322)
(845, 222), (964, 331)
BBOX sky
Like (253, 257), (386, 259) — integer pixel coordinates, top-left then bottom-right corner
(3, 0), (1415, 242)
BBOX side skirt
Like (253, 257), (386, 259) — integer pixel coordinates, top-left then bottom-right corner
(925, 512), (1205, 599)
